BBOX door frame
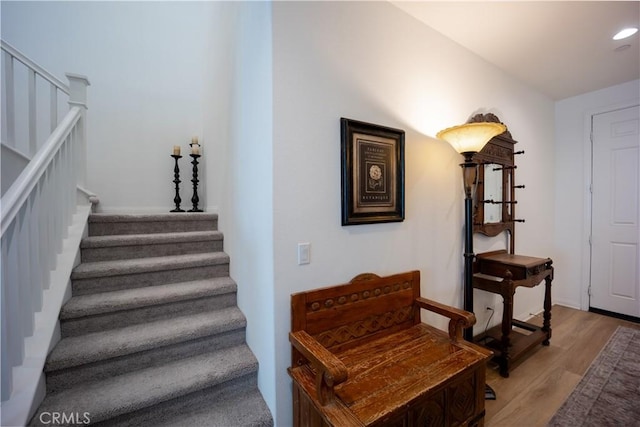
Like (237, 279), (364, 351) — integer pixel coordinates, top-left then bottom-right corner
(581, 100), (640, 311)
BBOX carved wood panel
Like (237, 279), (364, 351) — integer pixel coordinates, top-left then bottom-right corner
(410, 391), (445, 427)
(304, 279), (414, 314)
(449, 375), (476, 426)
(315, 306), (414, 348)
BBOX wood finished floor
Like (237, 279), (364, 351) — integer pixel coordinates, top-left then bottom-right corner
(484, 305), (640, 426)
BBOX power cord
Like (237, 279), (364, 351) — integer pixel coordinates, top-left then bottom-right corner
(484, 307), (494, 335)
(483, 307), (498, 401)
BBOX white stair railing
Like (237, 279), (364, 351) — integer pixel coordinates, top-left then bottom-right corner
(1, 40), (72, 158)
(0, 41), (92, 409)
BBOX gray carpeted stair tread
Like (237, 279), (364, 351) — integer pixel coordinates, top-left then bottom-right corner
(34, 345), (258, 425)
(81, 230), (223, 248)
(61, 277), (237, 319)
(46, 307), (246, 372)
(152, 384), (273, 427)
(88, 213), (218, 236)
(71, 252), (229, 279)
(99, 375), (272, 427)
(89, 213), (217, 223)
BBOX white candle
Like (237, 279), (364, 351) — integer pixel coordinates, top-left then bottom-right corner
(192, 136), (199, 145)
(192, 145), (200, 155)
(173, 145), (180, 156)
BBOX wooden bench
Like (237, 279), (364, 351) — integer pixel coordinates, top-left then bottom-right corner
(289, 271), (493, 427)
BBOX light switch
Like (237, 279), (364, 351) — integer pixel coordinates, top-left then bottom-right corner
(298, 243), (311, 265)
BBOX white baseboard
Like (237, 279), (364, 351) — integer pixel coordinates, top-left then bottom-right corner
(552, 298), (582, 311)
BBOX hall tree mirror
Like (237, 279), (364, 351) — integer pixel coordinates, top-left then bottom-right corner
(469, 113), (520, 253)
(482, 164), (504, 223)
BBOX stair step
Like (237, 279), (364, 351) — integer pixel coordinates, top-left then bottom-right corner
(33, 211), (273, 424)
(81, 230), (224, 262)
(88, 213), (218, 236)
(47, 307), (245, 371)
(60, 278), (237, 337)
(45, 308), (246, 392)
(103, 374), (273, 427)
(32, 345), (258, 426)
(152, 386), (273, 427)
(71, 253), (230, 295)
(71, 253), (228, 280)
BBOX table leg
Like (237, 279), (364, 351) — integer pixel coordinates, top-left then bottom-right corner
(542, 269), (553, 346)
(499, 286), (515, 378)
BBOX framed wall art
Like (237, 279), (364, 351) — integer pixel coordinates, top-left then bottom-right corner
(340, 118), (405, 225)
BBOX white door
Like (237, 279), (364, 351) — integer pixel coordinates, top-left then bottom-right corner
(590, 105), (640, 318)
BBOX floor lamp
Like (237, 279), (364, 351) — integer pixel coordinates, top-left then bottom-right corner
(437, 121), (506, 400)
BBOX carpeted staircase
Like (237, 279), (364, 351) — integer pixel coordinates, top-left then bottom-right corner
(31, 213), (273, 427)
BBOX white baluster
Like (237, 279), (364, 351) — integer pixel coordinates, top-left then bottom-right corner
(59, 145), (67, 240)
(29, 190), (43, 311)
(16, 207), (34, 339)
(3, 51), (15, 147)
(28, 68), (36, 156)
(65, 136), (73, 231)
(51, 153), (62, 255)
(44, 166), (56, 271)
(59, 139), (68, 235)
(1, 233), (14, 400)
(70, 127), (78, 215)
(68, 134), (75, 219)
(67, 74), (90, 188)
(36, 177), (51, 289)
(50, 84), (58, 133)
(4, 222), (24, 369)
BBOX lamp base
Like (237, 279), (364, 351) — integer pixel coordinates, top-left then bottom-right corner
(485, 384), (497, 400)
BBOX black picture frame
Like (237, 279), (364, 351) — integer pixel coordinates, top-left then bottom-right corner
(341, 118), (405, 226)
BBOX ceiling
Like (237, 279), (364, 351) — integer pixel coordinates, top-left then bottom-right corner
(391, 1), (640, 100)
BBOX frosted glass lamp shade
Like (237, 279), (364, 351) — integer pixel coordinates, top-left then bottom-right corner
(437, 122), (506, 155)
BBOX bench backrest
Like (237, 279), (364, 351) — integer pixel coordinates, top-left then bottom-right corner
(291, 270), (421, 364)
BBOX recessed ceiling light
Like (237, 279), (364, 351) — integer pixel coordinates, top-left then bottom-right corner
(613, 27), (638, 40)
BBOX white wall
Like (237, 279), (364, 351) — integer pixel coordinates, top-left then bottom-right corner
(554, 79), (640, 309)
(272, 2), (554, 425)
(205, 0), (277, 416)
(1, 1), (213, 213)
(3, 2), (562, 425)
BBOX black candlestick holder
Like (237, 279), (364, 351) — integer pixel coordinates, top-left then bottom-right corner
(188, 154), (203, 212)
(170, 154), (185, 212)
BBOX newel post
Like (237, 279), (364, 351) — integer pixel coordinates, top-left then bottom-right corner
(66, 73), (90, 188)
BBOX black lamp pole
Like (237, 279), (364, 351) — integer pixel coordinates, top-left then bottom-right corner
(460, 155), (478, 342)
(461, 153), (497, 400)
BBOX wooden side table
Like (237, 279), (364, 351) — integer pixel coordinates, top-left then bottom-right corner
(472, 250), (553, 377)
